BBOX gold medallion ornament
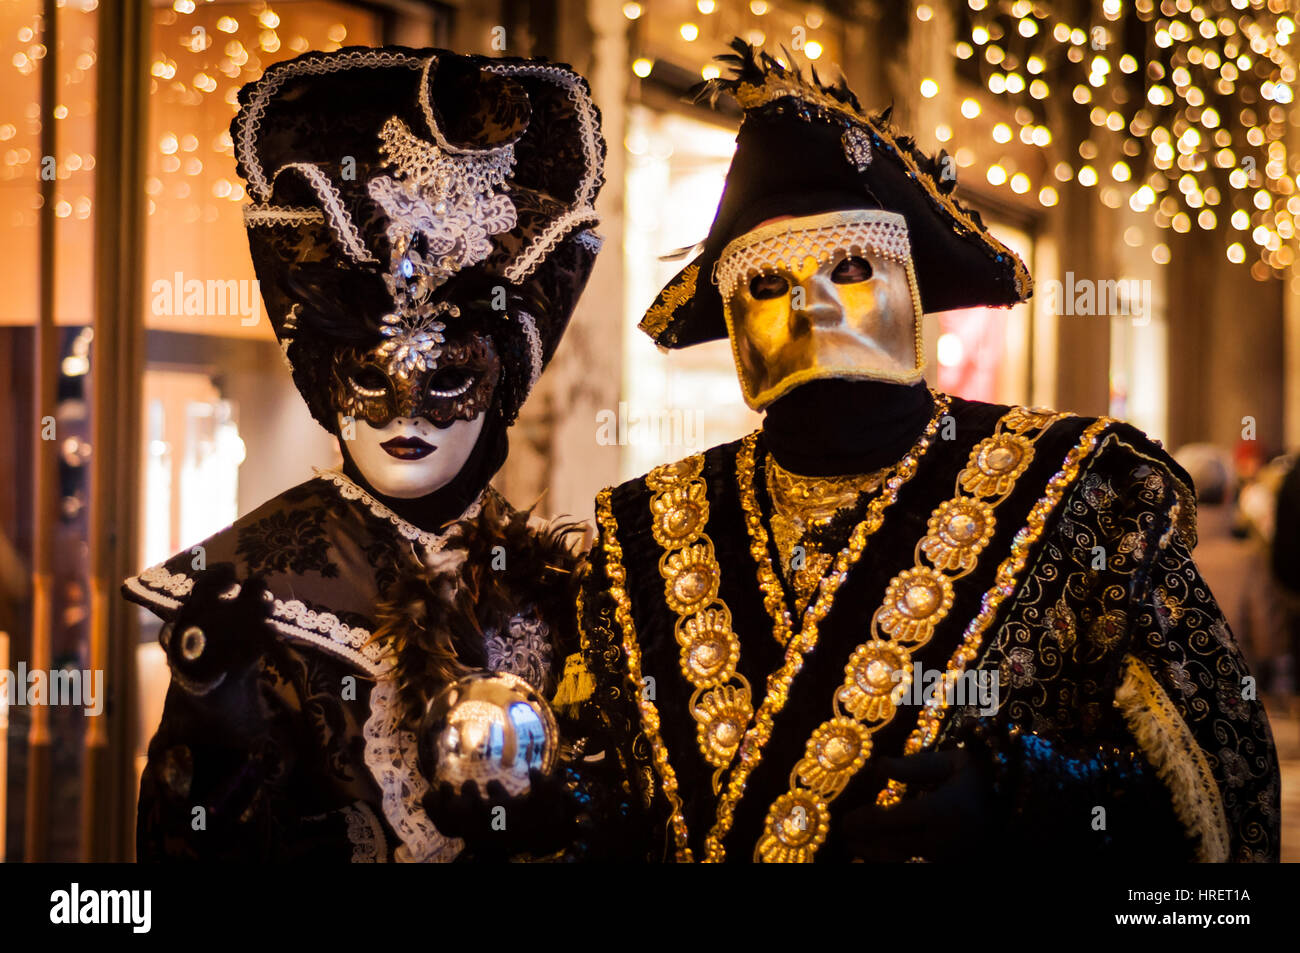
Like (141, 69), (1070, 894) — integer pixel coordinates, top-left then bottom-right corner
(650, 480), (709, 548)
(660, 543), (720, 616)
(961, 432), (1034, 497)
(838, 640), (914, 722)
(877, 567), (955, 643)
(756, 403), (1069, 863)
(875, 416), (1116, 808)
(702, 390), (952, 862)
(645, 456), (753, 786)
(920, 498), (997, 572)
(758, 790), (831, 864)
(797, 717), (873, 796)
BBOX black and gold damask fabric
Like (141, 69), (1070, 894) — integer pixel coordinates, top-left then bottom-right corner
(578, 395), (1280, 862)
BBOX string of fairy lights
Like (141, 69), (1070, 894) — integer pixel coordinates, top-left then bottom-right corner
(621, 0), (1299, 283)
(940, 0), (1299, 282)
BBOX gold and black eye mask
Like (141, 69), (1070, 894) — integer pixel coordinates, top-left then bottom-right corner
(331, 331), (501, 428)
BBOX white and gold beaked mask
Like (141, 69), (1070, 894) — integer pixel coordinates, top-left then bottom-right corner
(716, 209), (924, 410)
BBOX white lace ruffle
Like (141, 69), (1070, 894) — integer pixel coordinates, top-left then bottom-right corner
(313, 467), (484, 562)
(363, 677), (463, 863)
(141, 564), (194, 597)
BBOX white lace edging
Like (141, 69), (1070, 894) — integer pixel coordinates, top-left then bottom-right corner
(313, 467), (484, 559)
(575, 228), (604, 252)
(243, 204), (327, 227)
(236, 49), (425, 202)
(269, 598), (391, 677)
(482, 61), (604, 283)
(342, 801), (387, 863)
(126, 565), (392, 677)
(270, 162), (378, 264)
(516, 309), (544, 394)
(484, 61), (603, 209)
(504, 209), (600, 285)
(363, 677), (463, 863)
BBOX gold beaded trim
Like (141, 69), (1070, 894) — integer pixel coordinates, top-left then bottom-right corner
(594, 488), (695, 862)
(754, 404), (1068, 863)
(874, 415), (1117, 808)
(701, 392), (952, 862)
(639, 263), (700, 339)
(646, 455), (754, 790)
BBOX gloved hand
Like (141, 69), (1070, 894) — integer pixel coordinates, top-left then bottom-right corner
(421, 767), (579, 861)
(165, 562), (274, 692)
(837, 732), (1003, 862)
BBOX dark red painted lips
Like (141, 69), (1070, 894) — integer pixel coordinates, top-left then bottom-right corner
(380, 436), (435, 460)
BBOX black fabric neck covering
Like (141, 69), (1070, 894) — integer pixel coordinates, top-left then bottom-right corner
(761, 379), (935, 477)
(339, 409), (510, 534)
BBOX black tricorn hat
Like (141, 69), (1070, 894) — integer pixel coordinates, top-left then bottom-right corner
(232, 46), (606, 429)
(641, 40), (1031, 349)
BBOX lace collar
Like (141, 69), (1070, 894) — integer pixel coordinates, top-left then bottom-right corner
(313, 467), (485, 555)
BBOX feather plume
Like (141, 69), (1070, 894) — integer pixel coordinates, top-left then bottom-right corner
(371, 491), (586, 721)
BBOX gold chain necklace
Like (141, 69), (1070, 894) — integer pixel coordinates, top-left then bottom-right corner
(766, 457), (889, 613)
(702, 390), (951, 862)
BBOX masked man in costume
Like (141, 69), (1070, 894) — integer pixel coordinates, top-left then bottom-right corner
(576, 42), (1280, 863)
(123, 46), (616, 861)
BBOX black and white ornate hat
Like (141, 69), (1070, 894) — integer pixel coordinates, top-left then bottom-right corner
(232, 46), (606, 428)
(641, 39), (1031, 349)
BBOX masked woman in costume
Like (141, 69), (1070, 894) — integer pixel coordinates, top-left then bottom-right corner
(574, 41), (1280, 863)
(123, 46), (616, 862)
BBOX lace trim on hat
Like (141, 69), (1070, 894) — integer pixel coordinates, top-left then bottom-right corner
(483, 61), (604, 283)
(342, 802), (387, 862)
(574, 228), (604, 252)
(271, 162), (379, 264)
(369, 115), (517, 289)
(516, 309), (544, 394)
(237, 48), (425, 202)
(363, 677), (463, 863)
(312, 466), (485, 558)
(243, 204), (326, 227)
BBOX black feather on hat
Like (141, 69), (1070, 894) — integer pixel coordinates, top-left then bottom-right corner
(640, 39), (1031, 350)
(231, 46), (607, 429)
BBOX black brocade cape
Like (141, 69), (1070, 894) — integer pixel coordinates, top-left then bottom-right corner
(123, 469), (585, 862)
(578, 395), (1281, 862)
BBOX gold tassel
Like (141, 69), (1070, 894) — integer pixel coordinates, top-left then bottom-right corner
(1114, 653), (1230, 862)
(551, 652), (596, 719)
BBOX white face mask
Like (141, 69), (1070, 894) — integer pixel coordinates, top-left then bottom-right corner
(339, 412), (486, 499)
